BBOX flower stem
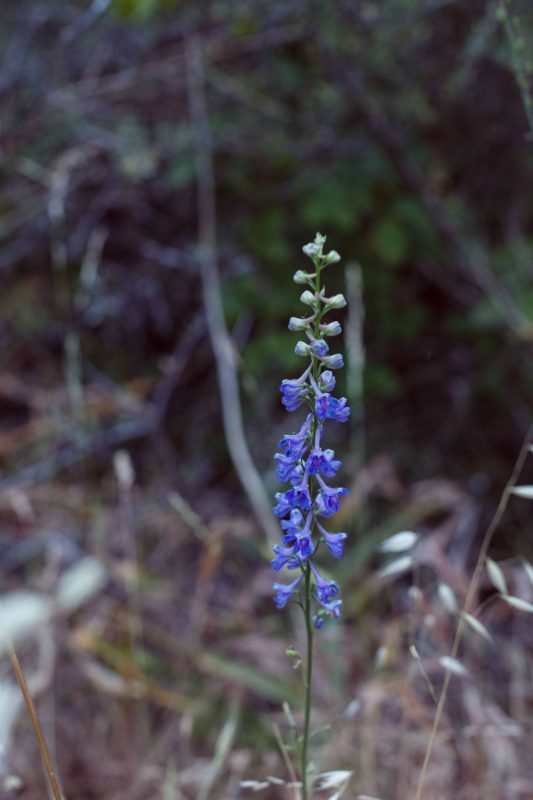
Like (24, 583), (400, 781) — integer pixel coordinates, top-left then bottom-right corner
(300, 251), (323, 799)
(301, 560), (314, 800)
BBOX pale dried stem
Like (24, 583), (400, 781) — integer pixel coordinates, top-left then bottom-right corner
(415, 423), (533, 800)
(185, 34), (278, 544)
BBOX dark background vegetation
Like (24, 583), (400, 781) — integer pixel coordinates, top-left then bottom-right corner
(0, 1), (532, 798)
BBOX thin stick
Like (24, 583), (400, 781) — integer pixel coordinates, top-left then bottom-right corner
(8, 643), (63, 800)
(414, 424), (533, 800)
(185, 34), (279, 544)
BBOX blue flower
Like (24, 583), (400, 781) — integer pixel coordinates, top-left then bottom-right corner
(316, 521), (347, 559)
(305, 428), (342, 477)
(271, 236), (348, 624)
(274, 453), (304, 485)
(273, 478), (312, 517)
(271, 544), (301, 571)
(280, 511), (314, 558)
(280, 507), (304, 541)
(278, 414), (312, 460)
(314, 598), (343, 628)
(309, 376), (350, 423)
(273, 575), (303, 608)
(315, 476), (349, 517)
(315, 394), (350, 423)
(310, 561), (339, 603)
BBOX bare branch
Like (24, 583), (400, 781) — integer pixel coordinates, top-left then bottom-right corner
(185, 34), (278, 544)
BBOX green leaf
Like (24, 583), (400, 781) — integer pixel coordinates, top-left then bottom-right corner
(372, 217), (410, 266)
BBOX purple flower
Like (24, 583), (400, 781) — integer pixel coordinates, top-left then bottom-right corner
(310, 561), (339, 604)
(280, 511), (314, 558)
(280, 507), (304, 540)
(309, 376), (350, 423)
(278, 414), (312, 460)
(316, 521), (347, 559)
(274, 453), (304, 485)
(280, 365), (312, 412)
(271, 236), (347, 623)
(273, 575), (303, 608)
(273, 476), (312, 517)
(315, 394), (350, 423)
(271, 544), (301, 571)
(315, 475), (348, 517)
(304, 426), (342, 477)
(314, 598), (343, 628)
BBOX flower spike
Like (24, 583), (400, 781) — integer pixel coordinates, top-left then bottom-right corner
(270, 234), (349, 627)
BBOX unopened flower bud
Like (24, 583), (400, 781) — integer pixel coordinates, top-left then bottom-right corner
(300, 290), (317, 307)
(322, 353), (344, 369)
(320, 321), (342, 336)
(325, 293), (346, 309)
(302, 243), (319, 258)
(293, 270), (314, 284)
(319, 370), (336, 391)
(288, 316), (310, 332)
(294, 341), (311, 357)
(323, 250), (341, 265)
(310, 338), (329, 357)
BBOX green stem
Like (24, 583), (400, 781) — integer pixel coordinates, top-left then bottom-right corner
(300, 255), (322, 799)
(301, 561), (314, 800)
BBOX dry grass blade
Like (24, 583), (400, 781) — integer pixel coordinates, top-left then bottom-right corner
(195, 698), (240, 800)
(7, 644), (63, 800)
(415, 423), (533, 800)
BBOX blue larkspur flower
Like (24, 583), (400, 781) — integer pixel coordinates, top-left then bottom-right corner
(314, 598), (343, 628)
(271, 544), (301, 571)
(273, 575), (303, 608)
(315, 393), (350, 423)
(280, 365), (312, 412)
(280, 511), (314, 558)
(273, 478), (312, 518)
(305, 427), (342, 477)
(310, 561), (339, 603)
(316, 520), (347, 559)
(270, 235), (349, 627)
(315, 475), (349, 517)
(278, 414), (312, 459)
(274, 453), (304, 485)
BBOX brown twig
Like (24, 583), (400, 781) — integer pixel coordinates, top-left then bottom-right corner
(7, 644), (63, 800)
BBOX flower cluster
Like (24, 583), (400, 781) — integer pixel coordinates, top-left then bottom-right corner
(272, 234), (350, 628)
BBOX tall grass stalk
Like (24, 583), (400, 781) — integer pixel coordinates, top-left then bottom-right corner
(414, 423), (533, 800)
(8, 643), (63, 800)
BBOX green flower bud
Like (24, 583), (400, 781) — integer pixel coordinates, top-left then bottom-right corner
(320, 321), (342, 336)
(288, 316), (310, 332)
(300, 290), (317, 307)
(325, 293), (347, 309)
(302, 243), (319, 258)
(294, 341), (311, 356)
(293, 270), (315, 284)
(323, 250), (341, 265)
